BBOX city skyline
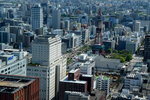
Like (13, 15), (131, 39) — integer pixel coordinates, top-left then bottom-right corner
(0, 0), (149, 100)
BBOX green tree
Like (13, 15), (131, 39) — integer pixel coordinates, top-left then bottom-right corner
(126, 54), (132, 61)
(107, 48), (112, 54)
(113, 50), (118, 53)
(120, 57), (125, 63)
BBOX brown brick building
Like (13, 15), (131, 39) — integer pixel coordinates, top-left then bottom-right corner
(59, 69), (94, 100)
(0, 74), (39, 100)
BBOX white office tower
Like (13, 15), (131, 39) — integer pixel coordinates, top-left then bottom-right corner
(27, 34), (67, 100)
(52, 8), (61, 29)
(31, 4), (43, 31)
(96, 75), (110, 96)
(133, 20), (141, 32)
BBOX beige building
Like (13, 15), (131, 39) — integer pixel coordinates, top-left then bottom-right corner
(27, 34), (66, 100)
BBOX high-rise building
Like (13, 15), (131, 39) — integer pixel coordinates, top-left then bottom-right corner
(64, 20), (70, 31)
(31, 34), (62, 65)
(144, 34), (150, 62)
(27, 34), (67, 100)
(59, 69), (94, 100)
(79, 14), (89, 25)
(92, 8), (105, 55)
(147, 60), (150, 72)
(31, 4), (43, 31)
(96, 75), (110, 95)
(89, 25), (96, 39)
(0, 49), (27, 76)
(23, 32), (35, 48)
(133, 20), (141, 32)
(47, 15), (52, 28)
(0, 31), (10, 44)
(52, 8), (61, 29)
(0, 74), (39, 100)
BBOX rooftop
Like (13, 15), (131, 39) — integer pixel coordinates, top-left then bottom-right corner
(96, 75), (109, 80)
(69, 68), (79, 73)
(60, 76), (87, 84)
(82, 74), (93, 77)
(0, 74), (36, 93)
(0, 49), (27, 67)
(146, 34), (150, 37)
(33, 34), (61, 44)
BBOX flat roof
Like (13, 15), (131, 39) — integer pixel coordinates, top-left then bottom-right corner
(96, 75), (109, 80)
(69, 68), (80, 73)
(0, 74), (36, 93)
(0, 55), (13, 57)
(60, 76), (87, 84)
(61, 80), (87, 84)
(4, 49), (19, 52)
(82, 74), (93, 77)
(0, 81), (25, 88)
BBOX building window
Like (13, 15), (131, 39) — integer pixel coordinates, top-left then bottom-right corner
(34, 69), (39, 71)
(27, 69), (31, 71)
(1, 70), (4, 73)
(42, 70), (46, 72)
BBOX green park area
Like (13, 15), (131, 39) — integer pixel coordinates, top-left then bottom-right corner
(108, 49), (133, 63)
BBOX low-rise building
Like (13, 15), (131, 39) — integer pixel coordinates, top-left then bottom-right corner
(68, 54), (95, 75)
(0, 43), (13, 50)
(96, 75), (110, 96)
(59, 69), (94, 100)
(0, 74), (39, 100)
(112, 89), (148, 100)
(52, 29), (64, 37)
(65, 91), (90, 100)
(124, 73), (143, 92)
(133, 62), (148, 73)
(95, 56), (123, 72)
(0, 49), (27, 76)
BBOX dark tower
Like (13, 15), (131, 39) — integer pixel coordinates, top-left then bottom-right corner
(92, 8), (104, 55)
(144, 34), (150, 62)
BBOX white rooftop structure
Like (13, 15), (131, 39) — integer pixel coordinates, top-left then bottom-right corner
(0, 49), (27, 76)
